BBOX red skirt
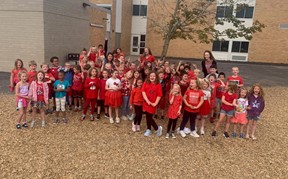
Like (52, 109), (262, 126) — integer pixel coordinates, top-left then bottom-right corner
(105, 90), (122, 107)
(199, 100), (211, 116)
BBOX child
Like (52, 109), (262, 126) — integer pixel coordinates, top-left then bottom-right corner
(130, 78), (144, 132)
(212, 82), (238, 138)
(53, 70), (70, 124)
(157, 71), (170, 120)
(15, 71), (30, 129)
(206, 64), (218, 79)
(64, 62), (73, 109)
(88, 46), (97, 63)
(97, 70), (109, 119)
(105, 70), (122, 123)
(166, 84), (182, 139)
(72, 65), (84, 111)
(27, 60), (37, 84)
(142, 72), (163, 137)
(49, 56), (61, 81)
(214, 72), (226, 121)
(246, 83), (265, 140)
(120, 70), (133, 120)
(179, 72), (189, 96)
(231, 87), (248, 138)
(179, 78), (204, 138)
(197, 78), (211, 135)
(41, 63), (55, 114)
(227, 67), (244, 88)
(81, 67), (100, 121)
(10, 59), (27, 91)
(29, 71), (49, 127)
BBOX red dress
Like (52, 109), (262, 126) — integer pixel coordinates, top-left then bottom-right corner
(166, 94), (183, 119)
(142, 82), (162, 114)
(199, 89), (211, 115)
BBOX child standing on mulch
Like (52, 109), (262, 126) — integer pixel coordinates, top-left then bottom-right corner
(120, 70), (133, 121)
(179, 78), (204, 138)
(165, 84), (182, 139)
(142, 72), (163, 137)
(15, 71), (30, 129)
(227, 67), (244, 88)
(105, 70), (122, 124)
(72, 65), (84, 111)
(29, 71), (49, 127)
(212, 83), (238, 138)
(130, 78), (144, 132)
(246, 83), (265, 140)
(231, 87), (249, 138)
(10, 59), (27, 92)
(96, 70), (109, 119)
(53, 70), (70, 124)
(81, 67), (100, 121)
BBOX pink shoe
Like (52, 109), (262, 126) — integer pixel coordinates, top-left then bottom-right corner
(132, 122), (136, 132)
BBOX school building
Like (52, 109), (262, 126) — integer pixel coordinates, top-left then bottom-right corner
(0, 0), (287, 72)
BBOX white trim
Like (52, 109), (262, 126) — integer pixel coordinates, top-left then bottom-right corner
(115, 0), (122, 33)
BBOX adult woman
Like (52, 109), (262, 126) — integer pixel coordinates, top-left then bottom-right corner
(201, 50), (217, 77)
(139, 47), (157, 67)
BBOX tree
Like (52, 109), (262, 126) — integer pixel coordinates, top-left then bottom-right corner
(149, 0), (265, 59)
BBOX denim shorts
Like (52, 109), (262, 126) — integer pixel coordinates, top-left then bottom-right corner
(247, 115), (260, 121)
(220, 109), (234, 116)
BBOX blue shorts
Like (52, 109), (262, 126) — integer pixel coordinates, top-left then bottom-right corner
(220, 109), (234, 116)
(247, 115), (260, 121)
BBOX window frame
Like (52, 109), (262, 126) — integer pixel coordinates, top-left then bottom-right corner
(232, 41), (249, 53)
(212, 40), (230, 52)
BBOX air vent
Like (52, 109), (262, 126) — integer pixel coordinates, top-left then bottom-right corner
(232, 55), (247, 61)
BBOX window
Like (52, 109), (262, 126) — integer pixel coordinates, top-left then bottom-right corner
(232, 41), (249, 53)
(216, 6), (233, 18)
(212, 41), (229, 52)
(236, 5), (254, 18)
(133, 5), (147, 16)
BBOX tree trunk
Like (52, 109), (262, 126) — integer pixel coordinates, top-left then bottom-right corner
(161, 36), (171, 59)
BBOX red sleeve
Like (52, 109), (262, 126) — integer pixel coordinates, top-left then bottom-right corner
(84, 78), (90, 88)
(130, 89), (135, 105)
(239, 77), (244, 85)
(151, 56), (155, 62)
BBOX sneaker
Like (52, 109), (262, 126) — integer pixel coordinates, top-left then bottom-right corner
(96, 114), (100, 120)
(156, 126), (163, 137)
(165, 133), (170, 139)
(73, 108), (78, 112)
(128, 113), (135, 121)
(251, 135), (257, 140)
(90, 115), (94, 121)
(179, 130), (186, 138)
(16, 124), (21, 129)
(115, 117), (120, 124)
(183, 127), (191, 134)
(41, 121), (45, 127)
(136, 125), (140, 132)
(144, 129), (152, 137)
(104, 113), (109, 118)
(80, 115), (86, 121)
(121, 116), (127, 121)
(211, 130), (216, 137)
(45, 109), (50, 115)
(200, 127), (205, 135)
(190, 130), (200, 138)
(239, 133), (244, 138)
(31, 121), (35, 128)
(245, 134), (250, 139)
(22, 123), (28, 128)
(132, 122), (136, 132)
(109, 117), (114, 124)
(232, 132), (237, 138)
(53, 118), (59, 124)
(223, 132), (229, 138)
(171, 132), (176, 139)
(63, 118), (68, 124)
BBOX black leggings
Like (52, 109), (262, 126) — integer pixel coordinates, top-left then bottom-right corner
(167, 118), (178, 133)
(146, 112), (158, 130)
(180, 110), (198, 131)
(133, 105), (143, 125)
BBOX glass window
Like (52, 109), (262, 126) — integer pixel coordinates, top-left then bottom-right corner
(140, 5), (147, 16)
(132, 36), (139, 46)
(212, 41), (229, 52)
(133, 5), (147, 16)
(212, 41), (221, 51)
(236, 5), (254, 18)
(245, 7), (254, 18)
(232, 41), (241, 52)
(140, 35), (146, 42)
(216, 6), (233, 18)
(221, 41), (229, 52)
(232, 41), (249, 53)
(133, 5), (140, 16)
(240, 42), (249, 53)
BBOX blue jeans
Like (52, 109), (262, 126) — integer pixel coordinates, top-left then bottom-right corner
(122, 96), (130, 116)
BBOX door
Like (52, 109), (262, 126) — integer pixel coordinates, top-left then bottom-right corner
(131, 35), (140, 55)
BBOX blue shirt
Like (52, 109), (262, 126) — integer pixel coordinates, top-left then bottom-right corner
(54, 80), (70, 98)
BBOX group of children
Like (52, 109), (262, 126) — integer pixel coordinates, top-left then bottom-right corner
(11, 47), (265, 140)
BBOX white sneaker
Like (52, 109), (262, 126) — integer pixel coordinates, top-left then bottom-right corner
(41, 121), (45, 127)
(183, 127), (191, 134)
(144, 129), (152, 137)
(200, 127), (205, 135)
(171, 132), (176, 139)
(156, 126), (163, 137)
(31, 120), (35, 128)
(109, 117), (114, 124)
(179, 130), (186, 138)
(132, 122), (136, 132)
(165, 133), (170, 139)
(115, 117), (121, 123)
(190, 130), (200, 138)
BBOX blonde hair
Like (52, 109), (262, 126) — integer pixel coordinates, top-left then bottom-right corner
(238, 87), (248, 98)
(199, 78), (210, 89)
(18, 70), (27, 81)
(170, 84), (181, 95)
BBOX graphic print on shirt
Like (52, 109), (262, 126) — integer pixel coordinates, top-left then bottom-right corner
(236, 98), (248, 113)
(252, 100), (260, 109)
(37, 85), (43, 95)
(189, 92), (200, 104)
(57, 84), (65, 89)
(89, 82), (96, 90)
(20, 85), (29, 95)
(202, 90), (211, 100)
(113, 82), (119, 87)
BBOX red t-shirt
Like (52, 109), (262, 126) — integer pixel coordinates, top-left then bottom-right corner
(167, 94), (183, 119)
(89, 53), (97, 63)
(141, 55), (155, 64)
(99, 78), (107, 100)
(27, 70), (37, 84)
(179, 81), (189, 96)
(130, 87), (144, 106)
(184, 89), (204, 113)
(49, 66), (60, 80)
(215, 81), (226, 99)
(72, 73), (83, 91)
(84, 77), (100, 99)
(227, 76), (244, 86)
(142, 82), (162, 114)
(36, 82), (44, 101)
(221, 92), (238, 111)
(188, 70), (195, 80)
(11, 68), (27, 83)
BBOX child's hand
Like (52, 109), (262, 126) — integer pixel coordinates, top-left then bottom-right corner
(130, 105), (133, 110)
(151, 103), (157, 107)
(177, 111), (181, 115)
(189, 105), (194, 109)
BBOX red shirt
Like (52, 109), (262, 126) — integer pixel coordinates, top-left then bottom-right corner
(11, 68), (27, 84)
(179, 81), (189, 96)
(89, 53), (97, 63)
(130, 87), (144, 106)
(49, 66), (60, 80)
(141, 55), (155, 64)
(184, 89), (204, 113)
(72, 73), (83, 91)
(167, 94), (183, 119)
(215, 81), (226, 99)
(84, 77), (100, 99)
(99, 78), (107, 100)
(142, 82), (162, 114)
(188, 70), (195, 80)
(36, 82), (44, 101)
(221, 92), (238, 111)
(27, 70), (37, 84)
(227, 75), (243, 86)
